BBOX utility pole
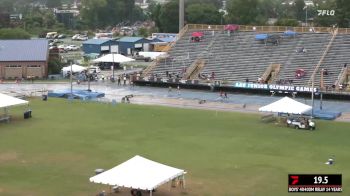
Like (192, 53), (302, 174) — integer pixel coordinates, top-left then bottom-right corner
(179, 0), (184, 32)
(70, 62), (73, 97)
(305, 5), (308, 27)
(311, 74), (314, 118)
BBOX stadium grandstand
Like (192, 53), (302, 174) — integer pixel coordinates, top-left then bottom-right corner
(137, 24), (350, 97)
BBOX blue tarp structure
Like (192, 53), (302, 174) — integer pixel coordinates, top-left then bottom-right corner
(284, 30), (297, 36)
(255, 34), (268, 40)
(48, 89), (105, 100)
(304, 110), (342, 120)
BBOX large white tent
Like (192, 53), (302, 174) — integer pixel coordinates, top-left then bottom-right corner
(259, 97), (312, 114)
(138, 52), (167, 60)
(61, 64), (87, 76)
(89, 155), (186, 195)
(92, 54), (135, 63)
(62, 64), (86, 72)
(0, 93), (29, 108)
(0, 93), (29, 122)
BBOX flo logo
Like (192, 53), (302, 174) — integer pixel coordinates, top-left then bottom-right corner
(318, 10), (335, 16)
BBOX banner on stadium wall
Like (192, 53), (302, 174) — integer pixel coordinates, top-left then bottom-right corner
(233, 82), (318, 93)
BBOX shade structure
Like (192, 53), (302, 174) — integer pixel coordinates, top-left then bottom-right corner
(89, 155), (185, 191)
(191, 32), (203, 37)
(62, 64), (87, 73)
(138, 52), (167, 60)
(92, 54), (135, 63)
(224, 24), (239, 31)
(0, 93), (28, 108)
(259, 97), (312, 115)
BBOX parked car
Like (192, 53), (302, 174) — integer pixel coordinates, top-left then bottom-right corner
(58, 48), (67, 53)
(76, 35), (88, 41)
(58, 34), (66, 39)
(88, 66), (101, 74)
(287, 117), (315, 130)
(72, 34), (81, 40)
(72, 34), (88, 41)
(65, 45), (80, 51)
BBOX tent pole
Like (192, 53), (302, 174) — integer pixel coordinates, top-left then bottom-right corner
(183, 174), (186, 189)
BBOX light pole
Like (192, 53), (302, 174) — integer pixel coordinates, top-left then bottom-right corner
(305, 5), (308, 27)
(311, 73), (315, 118)
(70, 61), (73, 97)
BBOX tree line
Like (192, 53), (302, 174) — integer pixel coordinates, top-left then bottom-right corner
(0, 0), (349, 36)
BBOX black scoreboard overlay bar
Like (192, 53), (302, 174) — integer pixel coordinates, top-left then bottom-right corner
(288, 174), (342, 193)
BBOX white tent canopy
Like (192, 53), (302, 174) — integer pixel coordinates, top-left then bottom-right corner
(62, 64), (87, 72)
(90, 155), (185, 193)
(259, 97), (312, 114)
(0, 93), (28, 109)
(92, 54), (135, 63)
(138, 52), (167, 60)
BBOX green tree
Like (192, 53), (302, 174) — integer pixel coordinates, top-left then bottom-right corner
(335, 0), (350, 27)
(275, 18), (299, 26)
(47, 0), (62, 8)
(158, 0), (178, 33)
(138, 27), (148, 37)
(80, 0), (144, 29)
(294, 0), (306, 22)
(0, 28), (31, 39)
(313, 0), (337, 27)
(0, 0), (14, 12)
(226, 0), (260, 24)
(148, 1), (162, 31)
(188, 0), (222, 9)
(186, 4), (222, 25)
(48, 58), (63, 75)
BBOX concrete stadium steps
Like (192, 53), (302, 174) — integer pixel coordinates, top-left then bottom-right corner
(150, 30), (216, 78)
(201, 32), (301, 83)
(275, 33), (332, 86)
(147, 30), (338, 88)
(314, 34), (350, 88)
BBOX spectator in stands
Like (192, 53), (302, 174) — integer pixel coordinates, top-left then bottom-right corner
(166, 71), (169, 77)
(296, 47), (306, 53)
(246, 78), (249, 83)
(322, 69), (329, 75)
(211, 72), (215, 79)
(344, 63), (347, 68)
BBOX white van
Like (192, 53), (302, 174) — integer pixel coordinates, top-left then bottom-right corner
(46, 32), (58, 39)
(88, 66), (101, 74)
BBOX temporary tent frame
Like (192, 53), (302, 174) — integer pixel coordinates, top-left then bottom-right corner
(89, 155), (186, 196)
(0, 93), (29, 121)
(92, 54), (135, 63)
(0, 93), (29, 109)
(259, 97), (312, 115)
(61, 64), (87, 76)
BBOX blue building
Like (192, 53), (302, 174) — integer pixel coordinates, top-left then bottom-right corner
(117, 37), (151, 55)
(82, 39), (118, 55)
